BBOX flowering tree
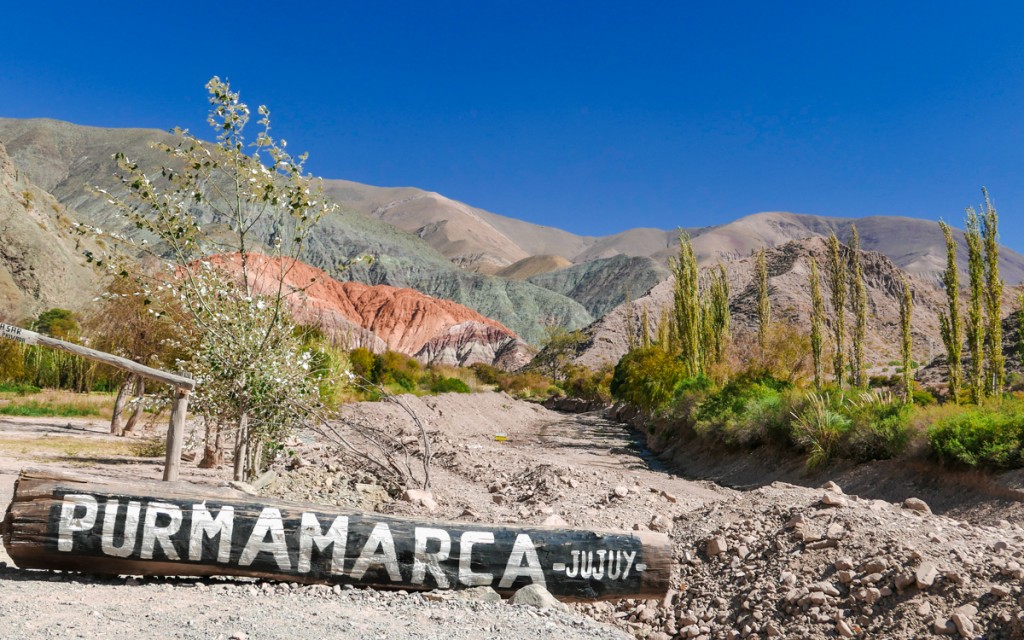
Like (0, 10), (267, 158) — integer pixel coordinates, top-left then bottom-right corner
(95, 77), (335, 480)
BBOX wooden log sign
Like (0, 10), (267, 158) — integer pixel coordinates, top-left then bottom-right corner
(2, 470), (671, 600)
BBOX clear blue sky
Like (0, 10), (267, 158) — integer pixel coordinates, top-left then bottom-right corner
(3, 2), (1024, 250)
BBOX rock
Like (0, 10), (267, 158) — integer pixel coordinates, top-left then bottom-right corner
(835, 557), (854, 570)
(915, 562), (938, 589)
(649, 633), (673, 640)
(452, 586), (502, 602)
(821, 493), (848, 507)
(492, 494), (507, 505)
(250, 470), (277, 490)
(542, 514), (569, 527)
(227, 481), (257, 495)
(229, 633), (248, 640)
(650, 514), (672, 533)
(509, 584), (569, 612)
(903, 497), (932, 514)
(863, 558), (888, 573)
(951, 612), (974, 637)
(706, 537), (729, 556)
(764, 621), (783, 637)
(660, 490), (679, 503)
(822, 480), (843, 493)
(894, 571), (915, 589)
(404, 489), (438, 512)
(917, 601), (931, 616)
(836, 620), (856, 638)
(827, 523), (846, 540)
(934, 617), (957, 635)
(991, 584), (1011, 597)
(613, 486), (630, 498)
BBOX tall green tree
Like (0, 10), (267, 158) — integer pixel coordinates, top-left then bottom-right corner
(671, 232), (702, 376)
(980, 189), (1004, 396)
(706, 263), (731, 368)
(623, 286), (637, 350)
(809, 260), (824, 389)
(900, 275), (914, 403)
(938, 221), (963, 403)
(826, 233), (846, 385)
(965, 208), (985, 403)
(848, 225), (867, 387)
(756, 248), (771, 356)
(640, 304), (651, 349)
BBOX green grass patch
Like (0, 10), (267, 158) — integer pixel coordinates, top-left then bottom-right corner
(0, 400), (101, 417)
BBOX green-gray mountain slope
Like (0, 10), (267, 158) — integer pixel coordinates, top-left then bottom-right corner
(0, 118), (592, 344)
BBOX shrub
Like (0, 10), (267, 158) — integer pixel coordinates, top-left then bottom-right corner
(469, 362), (502, 386)
(560, 363), (614, 404)
(791, 393), (852, 470)
(0, 382), (41, 395)
(846, 390), (912, 461)
(694, 373), (790, 447)
(611, 347), (690, 412)
(429, 377), (471, 394)
(349, 348), (375, 380)
(929, 403), (1024, 469)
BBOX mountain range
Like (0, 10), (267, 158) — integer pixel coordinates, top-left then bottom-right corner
(2, 116), (1022, 364)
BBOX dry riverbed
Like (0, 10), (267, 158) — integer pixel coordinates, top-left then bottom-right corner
(2, 392), (1024, 638)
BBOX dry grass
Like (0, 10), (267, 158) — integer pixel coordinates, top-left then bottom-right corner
(0, 435), (164, 460)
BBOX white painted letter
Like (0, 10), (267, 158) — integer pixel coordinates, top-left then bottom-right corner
(607, 550), (622, 580)
(498, 533), (546, 589)
(298, 513), (349, 574)
(565, 550), (580, 578)
(140, 502), (182, 560)
(239, 507), (291, 571)
(189, 504), (234, 563)
(459, 531), (494, 586)
(57, 494), (98, 552)
(101, 500), (141, 558)
(592, 549), (607, 580)
(412, 527), (451, 587)
(620, 550), (637, 579)
(350, 523), (402, 582)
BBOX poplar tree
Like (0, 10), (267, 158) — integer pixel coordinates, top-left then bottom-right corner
(671, 232), (701, 376)
(809, 261), (824, 389)
(756, 248), (770, 356)
(938, 221), (963, 403)
(640, 304), (651, 349)
(827, 233), (846, 385)
(965, 209), (985, 403)
(848, 225), (867, 387)
(623, 286), (637, 350)
(980, 189), (1004, 395)
(900, 275), (914, 403)
(707, 263), (731, 367)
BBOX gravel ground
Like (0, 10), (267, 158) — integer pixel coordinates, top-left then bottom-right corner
(3, 392), (1024, 639)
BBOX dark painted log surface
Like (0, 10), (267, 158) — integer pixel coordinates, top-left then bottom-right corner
(1, 470), (672, 601)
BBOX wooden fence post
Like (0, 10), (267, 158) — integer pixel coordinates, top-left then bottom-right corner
(0, 322), (196, 483)
(163, 389), (191, 482)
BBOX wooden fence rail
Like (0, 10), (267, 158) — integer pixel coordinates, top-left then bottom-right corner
(0, 323), (194, 481)
(1, 470), (672, 600)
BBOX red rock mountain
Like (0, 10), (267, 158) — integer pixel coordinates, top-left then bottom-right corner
(204, 254), (533, 369)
